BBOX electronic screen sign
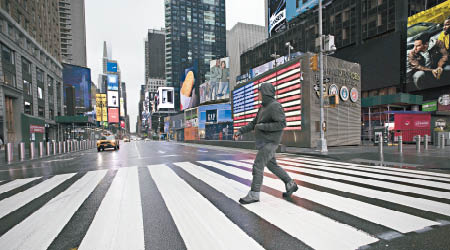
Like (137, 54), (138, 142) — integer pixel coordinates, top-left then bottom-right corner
(232, 62), (302, 131)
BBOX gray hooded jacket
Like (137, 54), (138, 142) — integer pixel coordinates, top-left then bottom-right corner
(238, 82), (286, 148)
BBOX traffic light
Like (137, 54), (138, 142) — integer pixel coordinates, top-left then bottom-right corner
(310, 54), (318, 71)
(328, 94), (339, 108)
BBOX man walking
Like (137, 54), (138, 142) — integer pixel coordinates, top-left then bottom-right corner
(234, 82), (298, 204)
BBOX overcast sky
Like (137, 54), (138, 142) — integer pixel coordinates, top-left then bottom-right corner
(85, 0), (265, 133)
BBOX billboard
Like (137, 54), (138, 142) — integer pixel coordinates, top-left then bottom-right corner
(120, 98), (125, 117)
(62, 63), (92, 111)
(286, 0), (318, 21)
(95, 94), (107, 122)
(107, 74), (119, 91)
(108, 108), (119, 123)
(268, 0), (287, 37)
(406, 1), (450, 92)
(158, 87), (175, 110)
(180, 61), (199, 110)
(233, 62), (302, 131)
(107, 91), (119, 107)
(200, 57), (230, 104)
(107, 62), (118, 72)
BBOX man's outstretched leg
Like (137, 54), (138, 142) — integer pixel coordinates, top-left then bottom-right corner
(266, 157), (298, 197)
(239, 143), (275, 204)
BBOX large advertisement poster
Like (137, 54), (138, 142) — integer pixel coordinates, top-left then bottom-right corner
(62, 64), (92, 111)
(180, 61), (199, 110)
(108, 108), (119, 123)
(158, 87), (175, 109)
(120, 98), (125, 117)
(107, 62), (118, 72)
(200, 57), (230, 104)
(286, 0), (318, 21)
(406, 1), (450, 91)
(269, 0), (287, 37)
(107, 74), (119, 91)
(107, 91), (119, 107)
(95, 94), (107, 122)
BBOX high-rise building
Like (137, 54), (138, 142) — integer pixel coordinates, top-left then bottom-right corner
(145, 29), (165, 82)
(165, 0), (226, 109)
(226, 23), (266, 90)
(0, 0), (64, 145)
(58, 0), (87, 67)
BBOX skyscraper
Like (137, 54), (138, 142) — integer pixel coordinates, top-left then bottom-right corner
(145, 29), (166, 94)
(58, 0), (87, 67)
(164, 0), (226, 109)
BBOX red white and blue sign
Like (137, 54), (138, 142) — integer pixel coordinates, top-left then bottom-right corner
(232, 62), (302, 131)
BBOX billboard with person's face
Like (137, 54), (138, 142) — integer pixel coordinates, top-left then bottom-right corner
(62, 63), (92, 111)
(268, 0), (287, 37)
(180, 61), (199, 111)
(200, 57), (230, 104)
(406, 1), (450, 91)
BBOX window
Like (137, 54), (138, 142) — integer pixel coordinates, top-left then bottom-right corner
(22, 57), (31, 75)
(24, 101), (33, 115)
(3, 71), (16, 86)
(38, 86), (43, 99)
(36, 68), (44, 83)
(23, 80), (32, 96)
(2, 44), (14, 65)
(38, 106), (44, 117)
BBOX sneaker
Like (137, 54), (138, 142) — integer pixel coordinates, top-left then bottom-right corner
(282, 180), (298, 197)
(239, 191), (260, 204)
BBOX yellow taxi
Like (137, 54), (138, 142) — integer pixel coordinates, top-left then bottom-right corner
(97, 135), (120, 152)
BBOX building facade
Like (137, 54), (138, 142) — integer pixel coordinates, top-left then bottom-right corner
(164, 0), (226, 109)
(0, 1), (64, 146)
(145, 29), (165, 83)
(226, 22), (266, 90)
(58, 0), (87, 67)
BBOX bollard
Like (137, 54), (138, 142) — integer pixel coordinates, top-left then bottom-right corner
(30, 142), (35, 159)
(63, 141), (67, 153)
(5, 143), (13, 163)
(416, 135), (421, 152)
(59, 142), (62, 154)
(47, 142), (51, 156)
(398, 135), (403, 153)
(53, 141), (57, 155)
(39, 142), (44, 157)
(378, 134), (384, 166)
(441, 134), (446, 149)
(19, 142), (25, 161)
(424, 135), (429, 150)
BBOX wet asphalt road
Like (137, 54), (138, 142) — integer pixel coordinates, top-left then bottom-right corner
(0, 141), (450, 250)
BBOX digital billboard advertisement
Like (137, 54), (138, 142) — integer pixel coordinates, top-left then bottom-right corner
(269, 0), (287, 37)
(158, 87), (175, 110)
(107, 62), (118, 72)
(108, 108), (119, 123)
(406, 1), (450, 92)
(107, 91), (119, 108)
(95, 94), (107, 122)
(120, 98), (125, 117)
(286, 0), (318, 21)
(233, 62), (302, 131)
(62, 63), (92, 111)
(200, 57), (230, 104)
(107, 74), (119, 91)
(180, 61), (199, 111)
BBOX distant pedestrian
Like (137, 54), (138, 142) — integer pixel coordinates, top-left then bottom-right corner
(234, 82), (298, 204)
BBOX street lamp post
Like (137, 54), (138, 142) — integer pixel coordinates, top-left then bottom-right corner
(318, 0), (328, 153)
(285, 42), (294, 61)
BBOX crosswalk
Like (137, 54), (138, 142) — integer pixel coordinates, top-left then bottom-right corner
(0, 156), (449, 250)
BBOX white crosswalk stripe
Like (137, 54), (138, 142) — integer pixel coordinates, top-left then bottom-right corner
(0, 157), (448, 250)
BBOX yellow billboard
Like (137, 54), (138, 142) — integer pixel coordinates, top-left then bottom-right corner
(96, 94), (108, 122)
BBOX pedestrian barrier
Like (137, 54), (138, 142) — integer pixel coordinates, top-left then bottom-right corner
(47, 142), (51, 156)
(30, 142), (35, 159)
(53, 141), (57, 155)
(19, 142), (25, 161)
(39, 142), (44, 157)
(441, 134), (446, 149)
(424, 135), (429, 150)
(6, 143), (13, 163)
(59, 142), (63, 155)
(378, 134), (384, 166)
(398, 136), (403, 153)
(415, 135), (421, 153)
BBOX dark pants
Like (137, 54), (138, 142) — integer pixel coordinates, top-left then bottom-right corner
(251, 142), (292, 192)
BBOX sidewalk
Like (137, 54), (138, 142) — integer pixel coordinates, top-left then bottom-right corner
(286, 143), (450, 171)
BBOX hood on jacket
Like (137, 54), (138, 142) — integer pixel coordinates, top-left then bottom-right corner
(259, 82), (276, 106)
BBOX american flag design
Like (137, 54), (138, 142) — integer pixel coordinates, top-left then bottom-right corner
(232, 62), (302, 131)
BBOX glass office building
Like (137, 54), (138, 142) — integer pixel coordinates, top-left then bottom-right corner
(164, 0), (226, 109)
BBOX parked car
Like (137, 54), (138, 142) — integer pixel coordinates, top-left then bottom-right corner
(97, 135), (120, 151)
(124, 137), (130, 142)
